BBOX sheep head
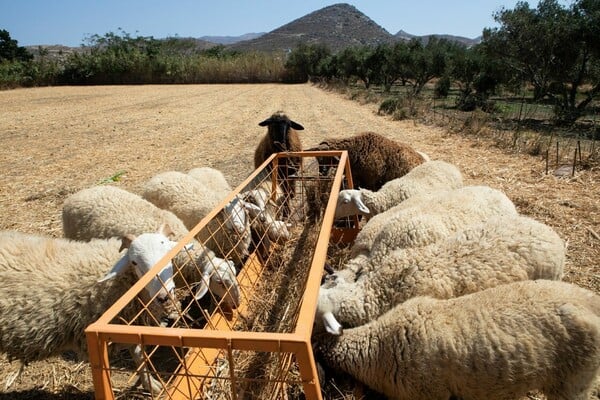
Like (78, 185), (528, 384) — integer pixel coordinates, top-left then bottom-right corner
(99, 224), (189, 324)
(258, 112), (304, 152)
(335, 189), (371, 219)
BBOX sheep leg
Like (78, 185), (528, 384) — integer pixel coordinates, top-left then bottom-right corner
(130, 344), (163, 395)
(4, 362), (24, 389)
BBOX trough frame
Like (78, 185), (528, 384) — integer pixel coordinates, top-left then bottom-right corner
(85, 151), (358, 400)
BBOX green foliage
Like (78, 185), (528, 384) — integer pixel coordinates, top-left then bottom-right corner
(285, 43), (332, 82)
(0, 29), (32, 62)
(378, 98), (400, 115)
(482, 0), (600, 124)
(434, 75), (451, 98)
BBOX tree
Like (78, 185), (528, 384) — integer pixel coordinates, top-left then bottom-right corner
(0, 29), (32, 62)
(450, 44), (501, 110)
(284, 42), (331, 82)
(483, 0), (600, 124)
(405, 38), (451, 95)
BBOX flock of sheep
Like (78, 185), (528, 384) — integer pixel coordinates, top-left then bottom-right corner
(305, 125), (600, 398)
(0, 110), (598, 400)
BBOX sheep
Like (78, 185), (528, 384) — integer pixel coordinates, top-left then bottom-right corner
(334, 160), (463, 220)
(241, 179), (290, 246)
(141, 171), (251, 266)
(314, 279), (600, 400)
(351, 185), (518, 260)
(187, 167), (232, 197)
(61, 185), (240, 311)
(308, 131), (427, 191)
(0, 227), (188, 393)
(255, 111), (305, 217)
(316, 215), (566, 335)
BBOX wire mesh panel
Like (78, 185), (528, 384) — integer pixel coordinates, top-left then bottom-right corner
(86, 151), (356, 400)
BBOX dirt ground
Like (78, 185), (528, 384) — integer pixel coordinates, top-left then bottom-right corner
(0, 84), (598, 399)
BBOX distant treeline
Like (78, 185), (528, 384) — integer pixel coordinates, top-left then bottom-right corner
(0, 30), (294, 86)
(1, 0), (598, 125)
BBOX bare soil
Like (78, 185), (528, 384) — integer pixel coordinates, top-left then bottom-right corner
(0, 84), (598, 399)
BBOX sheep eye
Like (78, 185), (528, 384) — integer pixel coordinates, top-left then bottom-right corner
(131, 260), (138, 266)
(157, 295), (168, 304)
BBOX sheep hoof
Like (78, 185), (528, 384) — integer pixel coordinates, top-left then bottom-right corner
(4, 364), (24, 389)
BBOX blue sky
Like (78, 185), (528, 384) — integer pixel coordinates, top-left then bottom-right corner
(3, 0), (548, 47)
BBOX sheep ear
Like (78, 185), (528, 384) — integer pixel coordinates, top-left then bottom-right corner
(182, 242), (194, 252)
(119, 234), (136, 252)
(322, 312), (343, 336)
(258, 118), (272, 127)
(290, 120), (304, 130)
(98, 253), (130, 282)
(243, 202), (263, 213)
(159, 223), (173, 238)
(193, 272), (211, 300)
(353, 196), (371, 215)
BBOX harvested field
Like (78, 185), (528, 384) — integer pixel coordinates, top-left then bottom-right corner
(0, 84), (598, 399)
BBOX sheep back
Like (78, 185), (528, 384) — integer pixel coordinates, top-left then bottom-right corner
(315, 279), (600, 400)
(142, 171), (222, 230)
(0, 232), (135, 363)
(62, 185), (189, 241)
(361, 160), (464, 216)
(319, 215), (566, 330)
(315, 132), (426, 191)
(352, 185), (517, 258)
(187, 167), (232, 197)
(142, 171), (251, 266)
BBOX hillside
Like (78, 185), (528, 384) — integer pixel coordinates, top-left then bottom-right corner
(24, 3), (483, 55)
(395, 30), (481, 46)
(199, 32), (265, 45)
(229, 3), (395, 52)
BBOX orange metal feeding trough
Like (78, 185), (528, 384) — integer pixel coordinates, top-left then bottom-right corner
(85, 151), (358, 400)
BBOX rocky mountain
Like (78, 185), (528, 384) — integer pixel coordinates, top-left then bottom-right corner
(228, 3), (395, 53)
(26, 3), (483, 55)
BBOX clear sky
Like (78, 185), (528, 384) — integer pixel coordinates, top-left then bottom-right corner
(2, 0), (548, 47)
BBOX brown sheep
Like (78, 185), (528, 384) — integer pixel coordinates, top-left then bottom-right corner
(254, 111), (304, 217)
(308, 131), (427, 191)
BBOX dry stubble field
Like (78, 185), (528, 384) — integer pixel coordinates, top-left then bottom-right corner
(0, 84), (598, 399)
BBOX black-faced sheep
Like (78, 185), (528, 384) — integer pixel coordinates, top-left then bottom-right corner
(314, 279), (600, 400)
(308, 131), (427, 191)
(316, 215), (566, 335)
(254, 111), (304, 217)
(0, 227), (187, 393)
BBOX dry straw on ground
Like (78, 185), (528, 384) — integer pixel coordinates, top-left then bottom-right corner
(0, 84), (598, 399)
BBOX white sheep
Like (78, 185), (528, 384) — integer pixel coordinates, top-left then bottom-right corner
(317, 215), (566, 335)
(241, 179), (291, 246)
(334, 160), (463, 220)
(314, 279), (600, 400)
(351, 185), (518, 259)
(141, 170), (251, 267)
(187, 166), (232, 196)
(0, 227), (187, 393)
(61, 185), (240, 311)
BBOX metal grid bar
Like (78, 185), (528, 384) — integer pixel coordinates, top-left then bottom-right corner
(85, 151), (354, 400)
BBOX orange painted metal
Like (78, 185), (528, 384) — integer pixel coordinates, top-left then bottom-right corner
(85, 151), (355, 400)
